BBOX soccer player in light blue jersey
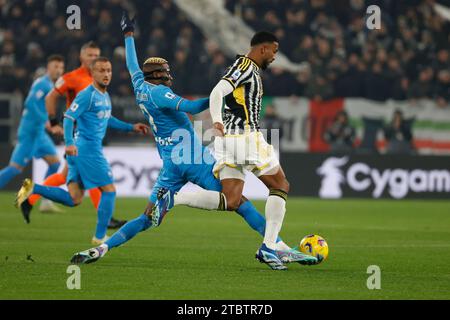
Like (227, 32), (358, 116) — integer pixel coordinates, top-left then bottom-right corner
(0, 55), (64, 214)
(16, 57), (149, 244)
(69, 12), (298, 265)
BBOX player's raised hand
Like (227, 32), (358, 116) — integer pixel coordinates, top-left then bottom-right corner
(65, 145), (78, 157)
(121, 11), (135, 36)
(133, 123), (150, 135)
(213, 122), (225, 137)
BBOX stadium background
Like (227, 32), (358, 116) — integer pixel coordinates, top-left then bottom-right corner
(1, 0), (449, 199)
(1, 0), (450, 301)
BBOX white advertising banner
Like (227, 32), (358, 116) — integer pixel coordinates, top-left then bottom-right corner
(32, 146), (269, 199)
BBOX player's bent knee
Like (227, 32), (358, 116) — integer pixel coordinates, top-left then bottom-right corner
(224, 194), (242, 211)
(70, 191), (83, 206)
(283, 179), (290, 194)
(227, 201), (240, 211)
(61, 165), (69, 176)
(220, 181), (244, 211)
(44, 156), (60, 165)
(100, 184), (116, 193)
(71, 197), (83, 206)
(272, 178), (290, 194)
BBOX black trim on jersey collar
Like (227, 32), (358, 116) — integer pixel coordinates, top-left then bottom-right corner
(236, 55), (260, 69)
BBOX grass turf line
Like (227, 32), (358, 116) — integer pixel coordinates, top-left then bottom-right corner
(0, 192), (449, 299)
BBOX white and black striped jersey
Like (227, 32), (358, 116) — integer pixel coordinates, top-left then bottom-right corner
(221, 55), (263, 133)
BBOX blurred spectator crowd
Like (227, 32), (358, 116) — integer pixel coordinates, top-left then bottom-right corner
(323, 109), (415, 154)
(226, 0), (450, 107)
(0, 0), (227, 96)
(0, 0), (449, 108)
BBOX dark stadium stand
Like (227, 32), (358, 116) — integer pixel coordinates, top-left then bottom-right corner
(0, 0), (231, 96)
(225, 0), (449, 104)
(0, 0), (448, 105)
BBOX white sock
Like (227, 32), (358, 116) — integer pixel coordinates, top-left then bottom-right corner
(263, 195), (286, 250)
(97, 244), (108, 257)
(174, 189), (226, 210)
(274, 241), (291, 251)
(40, 199), (53, 205)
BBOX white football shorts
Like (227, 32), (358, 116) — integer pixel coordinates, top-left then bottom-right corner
(213, 131), (280, 181)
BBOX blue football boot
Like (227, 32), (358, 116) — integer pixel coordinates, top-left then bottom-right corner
(70, 245), (108, 265)
(151, 188), (174, 227)
(255, 243), (288, 270)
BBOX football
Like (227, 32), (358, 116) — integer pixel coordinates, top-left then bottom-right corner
(299, 234), (329, 263)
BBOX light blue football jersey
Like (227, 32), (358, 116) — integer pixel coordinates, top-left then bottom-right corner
(19, 74), (54, 133)
(125, 36), (209, 161)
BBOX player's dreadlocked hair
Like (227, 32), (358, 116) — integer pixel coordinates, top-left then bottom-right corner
(144, 57), (168, 65)
(142, 57), (171, 82)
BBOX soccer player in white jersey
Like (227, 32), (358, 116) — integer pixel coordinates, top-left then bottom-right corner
(208, 31), (318, 270)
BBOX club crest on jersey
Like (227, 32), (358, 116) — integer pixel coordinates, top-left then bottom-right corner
(137, 93), (148, 101)
(165, 92), (176, 100)
(70, 103), (79, 112)
(231, 70), (241, 80)
(35, 90), (44, 99)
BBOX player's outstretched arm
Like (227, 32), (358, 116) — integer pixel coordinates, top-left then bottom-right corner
(177, 97), (210, 115)
(121, 12), (142, 82)
(108, 116), (150, 135)
(108, 116), (133, 132)
(152, 85), (210, 115)
(209, 79), (234, 135)
(124, 36), (141, 77)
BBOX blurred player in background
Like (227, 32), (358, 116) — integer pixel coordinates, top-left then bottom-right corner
(24, 41), (126, 228)
(0, 55), (64, 213)
(16, 57), (149, 243)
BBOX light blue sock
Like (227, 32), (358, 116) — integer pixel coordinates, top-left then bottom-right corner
(105, 214), (152, 249)
(95, 192), (116, 239)
(236, 200), (282, 243)
(0, 166), (21, 189)
(45, 162), (60, 178)
(32, 184), (75, 206)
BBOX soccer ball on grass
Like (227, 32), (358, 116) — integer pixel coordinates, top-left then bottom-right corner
(298, 234), (329, 263)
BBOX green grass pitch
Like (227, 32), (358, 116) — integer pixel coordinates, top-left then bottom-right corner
(1, 192), (449, 299)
